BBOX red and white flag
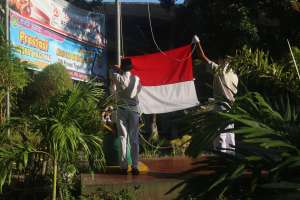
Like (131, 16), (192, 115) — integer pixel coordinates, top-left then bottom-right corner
(130, 45), (199, 114)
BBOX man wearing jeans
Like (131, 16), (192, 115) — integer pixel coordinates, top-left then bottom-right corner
(111, 58), (141, 175)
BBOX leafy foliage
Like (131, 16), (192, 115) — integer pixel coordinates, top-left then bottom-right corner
(174, 92), (300, 199)
(0, 44), (29, 92)
(230, 47), (300, 98)
(34, 82), (105, 200)
(0, 20), (29, 122)
(0, 81), (105, 199)
(0, 15), (29, 93)
(0, 117), (42, 193)
(173, 0), (300, 57)
(36, 82), (105, 165)
(0, 12), (105, 198)
(172, 45), (300, 199)
(29, 63), (73, 107)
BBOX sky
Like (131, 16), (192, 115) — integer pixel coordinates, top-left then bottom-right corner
(102, 0), (184, 4)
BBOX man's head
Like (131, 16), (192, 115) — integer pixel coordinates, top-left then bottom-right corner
(217, 55), (231, 67)
(121, 58), (133, 72)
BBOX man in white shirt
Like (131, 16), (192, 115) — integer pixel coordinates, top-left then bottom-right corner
(111, 58), (141, 175)
(193, 35), (238, 154)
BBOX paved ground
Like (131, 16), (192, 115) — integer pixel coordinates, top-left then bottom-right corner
(81, 156), (213, 199)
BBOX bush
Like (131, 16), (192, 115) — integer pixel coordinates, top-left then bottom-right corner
(30, 63), (72, 107)
(230, 47), (300, 98)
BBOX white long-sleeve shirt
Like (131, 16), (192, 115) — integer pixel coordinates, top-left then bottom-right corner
(111, 71), (141, 112)
(209, 61), (238, 103)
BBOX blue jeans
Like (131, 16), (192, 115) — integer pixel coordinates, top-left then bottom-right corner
(116, 108), (140, 169)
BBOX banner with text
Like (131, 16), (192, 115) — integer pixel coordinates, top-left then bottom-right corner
(9, 0), (106, 48)
(10, 10), (106, 81)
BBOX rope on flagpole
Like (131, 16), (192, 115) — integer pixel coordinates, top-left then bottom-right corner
(146, 0), (196, 63)
(139, 133), (173, 149)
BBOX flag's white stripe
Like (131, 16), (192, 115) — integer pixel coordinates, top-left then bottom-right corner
(138, 81), (199, 114)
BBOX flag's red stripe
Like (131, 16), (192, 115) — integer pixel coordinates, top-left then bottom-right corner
(130, 45), (193, 86)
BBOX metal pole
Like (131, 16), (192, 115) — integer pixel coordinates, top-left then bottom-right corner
(116, 0), (121, 66)
(5, 0), (9, 41)
(5, 0), (10, 135)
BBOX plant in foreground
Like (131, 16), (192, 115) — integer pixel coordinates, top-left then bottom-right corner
(170, 92), (300, 199)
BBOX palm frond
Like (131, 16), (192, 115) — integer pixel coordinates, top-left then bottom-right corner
(178, 91), (300, 199)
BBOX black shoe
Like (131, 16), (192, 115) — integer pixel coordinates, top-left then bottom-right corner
(132, 168), (140, 175)
(120, 169), (128, 175)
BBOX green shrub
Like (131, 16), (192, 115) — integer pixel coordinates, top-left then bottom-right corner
(30, 63), (72, 107)
(230, 47), (300, 98)
(0, 39), (29, 122)
(173, 47), (300, 199)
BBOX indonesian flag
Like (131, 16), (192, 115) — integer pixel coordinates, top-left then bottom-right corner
(130, 45), (199, 114)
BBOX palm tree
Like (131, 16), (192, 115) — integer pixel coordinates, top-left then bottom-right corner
(33, 82), (105, 200)
(0, 81), (105, 200)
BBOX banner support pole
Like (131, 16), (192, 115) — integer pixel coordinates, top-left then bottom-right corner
(5, 0), (10, 136)
(5, 0), (9, 41)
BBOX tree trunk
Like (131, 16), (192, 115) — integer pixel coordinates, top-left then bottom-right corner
(52, 159), (58, 200)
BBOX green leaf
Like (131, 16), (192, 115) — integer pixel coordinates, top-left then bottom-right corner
(23, 151), (28, 167)
(260, 182), (300, 190)
(246, 156), (262, 161)
(229, 164), (245, 180)
(207, 173), (228, 192)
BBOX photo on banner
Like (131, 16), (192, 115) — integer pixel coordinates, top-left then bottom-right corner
(8, 0), (106, 48)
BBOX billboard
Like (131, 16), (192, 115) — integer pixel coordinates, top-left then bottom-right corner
(8, 0), (106, 48)
(10, 10), (106, 81)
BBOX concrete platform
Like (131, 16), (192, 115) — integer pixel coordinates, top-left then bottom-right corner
(81, 156), (212, 200)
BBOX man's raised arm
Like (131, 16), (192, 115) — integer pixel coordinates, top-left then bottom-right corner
(193, 35), (212, 64)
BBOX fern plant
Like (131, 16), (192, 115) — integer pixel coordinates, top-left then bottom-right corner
(171, 92), (300, 199)
(171, 47), (300, 199)
(230, 47), (300, 98)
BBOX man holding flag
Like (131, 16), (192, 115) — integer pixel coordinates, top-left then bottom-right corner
(111, 58), (142, 175)
(193, 35), (238, 154)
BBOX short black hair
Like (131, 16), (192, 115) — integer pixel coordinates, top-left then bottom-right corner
(121, 58), (133, 72)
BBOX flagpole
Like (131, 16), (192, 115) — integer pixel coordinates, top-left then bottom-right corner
(116, 0), (121, 66)
(114, 0), (121, 115)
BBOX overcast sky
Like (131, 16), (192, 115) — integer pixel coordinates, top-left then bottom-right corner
(102, 0), (184, 4)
